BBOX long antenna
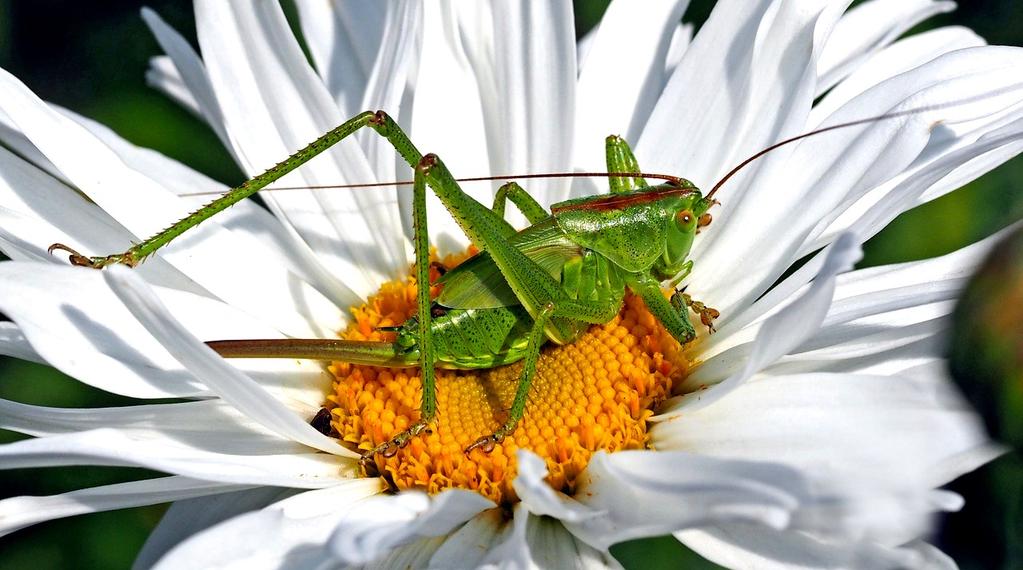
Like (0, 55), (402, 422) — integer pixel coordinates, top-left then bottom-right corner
(705, 97), (998, 200)
(181, 93), (1015, 201)
(179, 171), (686, 197)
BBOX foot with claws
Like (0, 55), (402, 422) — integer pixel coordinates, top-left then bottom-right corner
(686, 294), (720, 333)
(465, 424), (514, 455)
(673, 289), (720, 333)
(359, 419), (433, 469)
(47, 243), (139, 269)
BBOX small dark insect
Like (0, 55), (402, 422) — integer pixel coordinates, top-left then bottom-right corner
(429, 261), (449, 276)
(309, 407), (338, 437)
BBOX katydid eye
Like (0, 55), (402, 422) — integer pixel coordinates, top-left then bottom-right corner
(677, 210), (694, 226)
(698, 213), (713, 227)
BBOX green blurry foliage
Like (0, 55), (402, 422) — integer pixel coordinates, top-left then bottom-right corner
(949, 228), (1023, 569)
(952, 227), (1023, 447)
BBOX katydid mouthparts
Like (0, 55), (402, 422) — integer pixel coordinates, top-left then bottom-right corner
(47, 104), (958, 463)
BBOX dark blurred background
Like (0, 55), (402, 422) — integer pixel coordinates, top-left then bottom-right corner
(0, 1), (1019, 568)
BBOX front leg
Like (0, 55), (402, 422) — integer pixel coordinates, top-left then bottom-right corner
(672, 290), (720, 334)
(631, 276), (697, 346)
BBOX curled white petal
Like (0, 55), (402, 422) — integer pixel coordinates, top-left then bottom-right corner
(152, 481), (382, 570)
(0, 428), (352, 488)
(676, 523), (925, 570)
(327, 489), (494, 565)
(0, 476), (245, 538)
(665, 233), (862, 414)
(135, 487), (301, 570)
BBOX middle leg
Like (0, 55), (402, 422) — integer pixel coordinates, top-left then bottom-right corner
(605, 135), (649, 193)
(493, 181), (548, 224)
(465, 303), (555, 454)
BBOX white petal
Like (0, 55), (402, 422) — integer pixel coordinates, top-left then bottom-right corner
(509, 452), (650, 569)
(409, 2), (493, 250)
(652, 372), (990, 488)
(363, 536), (448, 570)
(0, 263), (206, 398)
(145, 56), (202, 118)
(578, 449), (952, 553)
(759, 319), (948, 378)
(577, 22), (598, 71)
(104, 265), (356, 457)
(818, 52), (1023, 239)
(567, 450), (807, 551)
(483, 1), (577, 208)
(196, 0), (407, 296)
(294, 2), (387, 114)
(152, 481), (382, 570)
(0, 143), (200, 294)
(811, 26), (986, 125)
(0, 66), (341, 337)
(514, 450), (602, 524)
(327, 489), (494, 565)
(479, 503), (533, 570)
(0, 108), (66, 184)
(360, 0), (423, 195)
(698, 233), (1005, 381)
(915, 125), (1023, 205)
(766, 235), (998, 374)
(0, 262), (328, 402)
(135, 487), (300, 570)
(427, 508), (507, 569)
(637, 0), (838, 188)
(410, 2), (577, 237)
(686, 47), (1023, 315)
(354, 1), (421, 258)
(0, 476), (243, 538)
(574, 0), (689, 168)
(0, 398), (305, 456)
(806, 122), (1023, 257)
(664, 23), (694, 77)
(0, 429), (354, 488)
(663, 234), (861, 415)
(472, 505), (619, 570)
(522, 515), (621, 570)
(141, 8), (231, 150)
(903, 540), (959, 570)
(816, 0), (955, 94)
(840, 120), (1023, 248)
(676, 523), (925, 570)
(0, 321), (43, 364)
(703, 219), (1006, 362)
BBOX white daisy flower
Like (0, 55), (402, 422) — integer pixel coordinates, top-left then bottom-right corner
(0, 1), (1021, 568)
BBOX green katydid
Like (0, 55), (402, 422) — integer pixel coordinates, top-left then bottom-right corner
(46, 107), (930, 462)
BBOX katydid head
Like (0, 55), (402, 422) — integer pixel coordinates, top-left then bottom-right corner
(655, 188), (715, 280)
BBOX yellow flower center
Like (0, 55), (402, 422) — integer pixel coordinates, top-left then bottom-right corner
(326, 252), (689, 504)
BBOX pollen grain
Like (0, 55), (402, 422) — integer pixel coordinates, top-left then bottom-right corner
(326, 251), (689, 504)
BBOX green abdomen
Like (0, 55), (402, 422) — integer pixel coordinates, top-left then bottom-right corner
(428, 305), (534, 369)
